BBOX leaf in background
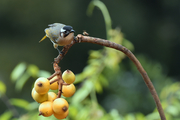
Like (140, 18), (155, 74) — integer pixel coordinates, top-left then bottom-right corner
(9, 98), (29, 110)
(109, 109), (124, 120)
(166, 105), (179, 116)
(124, 113), (136, 120)
(15, 72), (31, 92)
(122, 38), (134, 51)
(72, 80), (93, 104)
(38, 113), (57, 120)
(0, 111), (12, 120)
(38, 70), (51, 78)
(27, 102), (39, 111)
(75, 106), (90, 120)
(83, 65), (98, 77)
(94, 80), (103, 93)
(88, 50), (102, 59)
(98, 74), (109, 87)
(145, 112), (160, 120)
(27, 64), (39, 78)
(74, 73), (85, 84)
(87, 0), (112, 39)
(135, 113), (145, 120)
(68, 105), (79, 118)
(105, 48), (121, 70)
(0, 80), (6, 96)
(11, 62), (26, 82)
(108, 28), (123, 44)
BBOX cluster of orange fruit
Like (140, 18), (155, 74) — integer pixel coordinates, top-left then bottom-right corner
(31, 70), (76, 119)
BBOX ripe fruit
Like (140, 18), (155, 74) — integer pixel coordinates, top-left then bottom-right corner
(48, 92), (57, 102)
(53, 109), (69, 119)
(33, 90), (48, 103)
(52, 98), (69, 114)
(31, 88), (35, 98)
(62, 70), (75, 84)
(62, 84), (76, 97)
(50, 76), (59, 90)
(34, 77), (50, 95)
(39, 101), (53, 117)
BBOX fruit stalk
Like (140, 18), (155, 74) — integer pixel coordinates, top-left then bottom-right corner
(49, 78), (59, 85)
(57, 77), (63, 98)
(52, 63), (64, 98)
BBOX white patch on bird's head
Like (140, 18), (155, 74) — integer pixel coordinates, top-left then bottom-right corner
(60, 28), (66, 37)
(60, 26), (75, 38)
(60, 28), (66, 32)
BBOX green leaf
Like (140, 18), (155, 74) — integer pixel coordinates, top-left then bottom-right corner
(68, 105), (79, 118)
(27, 64), (39, 77)
(87, 0), (112, 39)
(124, 113), (136, 120)
(11, 62), (26, 82)
(72, 80), (93, 104)
(74, 73), (85, 84)
(0, 80), (6, 96)
(89, 50), (102, 59)
(9, 98), (30, 110)
(135, 113), (145, 120)
(38, 114), (57, 120)
(122, 39), (134, 51)
(166, 105), (179, 116)
(110, 109), (124, 120)
(75, 106), (90, 120)
(15, 72), (31, 91)
(0, 111), (12, 120)
(94, 80), (103, 93)
(98, 74), (109, 87)
(27, 102), (39, 111)
(83, 65), (98, 77)
(145, 112), (160, 120)
(38, 70), (51, 78)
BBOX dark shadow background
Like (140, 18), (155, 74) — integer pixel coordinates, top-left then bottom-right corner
(0, 0), (180, 116)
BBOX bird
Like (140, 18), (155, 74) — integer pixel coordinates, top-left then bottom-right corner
(40, 23), (75, 50)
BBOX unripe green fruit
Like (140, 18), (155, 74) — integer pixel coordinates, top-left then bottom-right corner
(33, 90), (48, 103)
(39, 101), (53, 117)
(34, 77), (50, 95)
(62, 70), (75, 84)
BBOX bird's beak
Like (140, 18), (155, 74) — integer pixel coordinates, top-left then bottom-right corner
(39, 35), (47, 43)
(70, 29), (75, 33)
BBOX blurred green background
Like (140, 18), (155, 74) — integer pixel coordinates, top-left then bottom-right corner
(0, 0), (180, 120)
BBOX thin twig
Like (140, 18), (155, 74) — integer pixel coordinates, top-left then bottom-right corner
(49, 78), (59, 84)
(52, 63), (63, 98)
(54, 42), (76, 64)
(57, 78), (63, 98)
(62, 83), (70, 86)
(47, 72), (57, 80)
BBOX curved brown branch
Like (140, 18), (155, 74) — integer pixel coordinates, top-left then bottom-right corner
(54, 42), (76, 64)
(75, 34), (166, 120)
(53, 34), (166, 120)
